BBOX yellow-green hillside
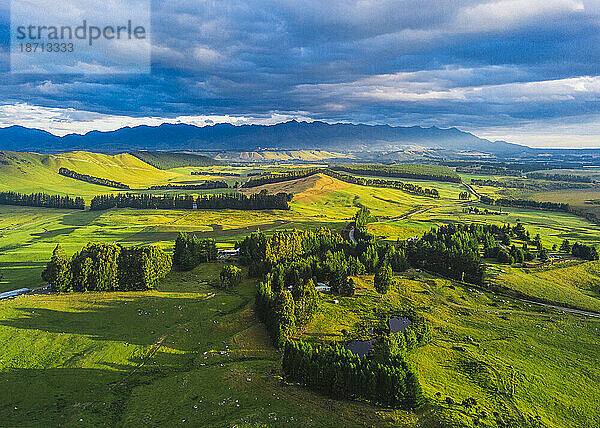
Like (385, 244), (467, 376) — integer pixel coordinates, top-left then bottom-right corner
(0, 151), (184, 197)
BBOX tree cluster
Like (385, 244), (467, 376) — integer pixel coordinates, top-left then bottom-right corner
(471, 178), (588, 191)
(243, 225), (408, 345)
(405, 224), (486, 285)
(59, 167), (130, 189)
(42, 243), (171, 292)
(477, 222), (538, 264)
(570, 242), (599, 261)
(282, 340), (425, 409)
(374, 265), (393, 296)
(219, 265), (242, 289)
(0, 191), (84, 210)
(370, 317), (432, 363)
(485, 245), (525, 265)
(173, 232), (218, 271)
(149, 181), (228, 190)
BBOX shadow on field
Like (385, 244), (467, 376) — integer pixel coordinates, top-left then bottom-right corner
(30, 227), (78, 241)
(124, 221), (287, 243)
(0, 261), (46, 268)
(0, 366), (126, 426)
(0, 292), (249, 350)
(122, 230), (180, 242)
(59, 210), (104, 227)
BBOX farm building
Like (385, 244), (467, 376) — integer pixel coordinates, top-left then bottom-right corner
(315, 283), (331, 293)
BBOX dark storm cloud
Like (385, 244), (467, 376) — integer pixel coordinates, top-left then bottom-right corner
(2, 0), (600, 140)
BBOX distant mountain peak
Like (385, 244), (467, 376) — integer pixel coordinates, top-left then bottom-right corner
(0, 120), (528, 155)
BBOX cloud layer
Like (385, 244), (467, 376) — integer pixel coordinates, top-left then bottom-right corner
(2, 0), (600, 147)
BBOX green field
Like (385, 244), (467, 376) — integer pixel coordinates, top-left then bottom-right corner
(0, 206), (308, 292)
(298, 270), (600, 427)
(0, 151), (245, 200)
(1, 152), (600, 427)
(1, 262), (598, 427)
(0, 264), (377, 427)
(461, 170), (600, 224)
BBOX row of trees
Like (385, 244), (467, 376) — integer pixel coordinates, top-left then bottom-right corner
(191, 171), (240, 177)
(526, 172), (594, 183)
(471, 179), (531, 189)
(480, 195), (570, 213)
(471, 178), (588, 191)
(323, 170), (440, 198)
(330, 164), (461, 183)
(241, 168), (321, 188)
(91, 193), (194, 210)
(0, 191), (84, 210)
(195, 190), (292, 210)
(173, 232), (218, 271)
(149, 181), (229, 190)
(42, 243), (171, 292)
(282, 340), (424, 409)
(90, 190), (293, 211)
(59, 167), (130, 189)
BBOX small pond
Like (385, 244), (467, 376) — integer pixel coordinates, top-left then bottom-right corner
(345, 317), (412, 357)
(388, 316), (412, 334)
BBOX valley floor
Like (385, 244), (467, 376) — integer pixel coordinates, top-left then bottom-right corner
(1, 157), (599, 427)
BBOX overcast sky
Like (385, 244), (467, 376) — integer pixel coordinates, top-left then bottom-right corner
(2, 1), (600, 147)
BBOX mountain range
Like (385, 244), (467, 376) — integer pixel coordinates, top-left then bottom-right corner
(0, 121), (533, 156)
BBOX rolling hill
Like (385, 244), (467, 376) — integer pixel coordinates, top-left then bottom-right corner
(0, 151), (179, 196)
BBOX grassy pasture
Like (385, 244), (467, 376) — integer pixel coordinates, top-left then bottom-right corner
(1, 156), (600, 427)
(0, 151), (247, 199)
(298, 270), (600, 428)
(0, 151), (175, 196)
(368, 202), (600, 247)
(2, 260), (599, 427)
(0, 264), (383, 427)
(488, 262), (600, 313)
(0, 206), (314, 292)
